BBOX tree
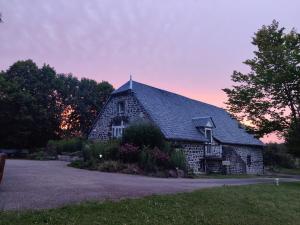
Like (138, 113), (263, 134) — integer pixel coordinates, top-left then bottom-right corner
(2, 60), (62, 147)
(0, 60), (114, 149)
(223, 20), (300, 142)
(285, 120), (300, 157)
(57, 75), (114, 137)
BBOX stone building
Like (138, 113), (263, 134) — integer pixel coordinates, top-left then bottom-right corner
(89, 79), (264, 174)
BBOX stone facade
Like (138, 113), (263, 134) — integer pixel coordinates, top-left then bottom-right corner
(230, 145), (264, 174)
(89, 91), (150, 140)
(181, 143), (205, 173)
(181, 142), (264, 175)
(89, 91), (264, 175)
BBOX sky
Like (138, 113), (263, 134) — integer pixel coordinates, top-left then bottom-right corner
(1, 0), (300, 142)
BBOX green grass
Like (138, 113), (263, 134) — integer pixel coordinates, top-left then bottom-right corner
(1, 183), (300, 225)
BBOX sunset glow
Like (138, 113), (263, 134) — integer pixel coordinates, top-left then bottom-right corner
(1, 0), (299, 143)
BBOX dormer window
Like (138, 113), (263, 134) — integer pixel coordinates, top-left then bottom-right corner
(117, 101), (125, 114)
(205, 128), (212, 144)
(192, 117), (215, 144)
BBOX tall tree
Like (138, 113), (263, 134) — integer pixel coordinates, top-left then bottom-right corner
(223, 21), (300, 142)
(3, 60), (62, 147)
(0, 60), (114, 149)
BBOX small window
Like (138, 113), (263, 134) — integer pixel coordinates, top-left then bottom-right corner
(205, 128), (212, 143)
(117, 102), (125, 114)
(247, 155), (251, 166)
(112, 121), (125, 138)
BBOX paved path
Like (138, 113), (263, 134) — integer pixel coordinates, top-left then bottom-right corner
(1, 160), (299, 211)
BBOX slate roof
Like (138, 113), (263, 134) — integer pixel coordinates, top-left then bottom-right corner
(192, 117), (216, 128)
(112, 80), (263, 146)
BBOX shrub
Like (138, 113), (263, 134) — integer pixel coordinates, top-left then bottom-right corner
(47, 138), (84, 154)
(96, 160), (126, 172)
(119, 143), (140, 163)
(122, 123), (166, 149)
(151, 147), (170, 167)
(139, 147), (156, 172)
(170, 149), (186, 170)
(264, 143), (296, 169)
(86, 140), (120, 161)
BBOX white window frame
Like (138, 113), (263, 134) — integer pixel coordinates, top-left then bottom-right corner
(112, 121), (125, 138)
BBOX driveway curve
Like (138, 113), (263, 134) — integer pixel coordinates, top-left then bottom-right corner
(0, 160), (299, 211)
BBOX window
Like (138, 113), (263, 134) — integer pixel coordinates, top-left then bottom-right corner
(112, 121), (125, 138)
(205, 128), (212, 143)
(247, 155), (251, 166)
(117, 101), (125, 114)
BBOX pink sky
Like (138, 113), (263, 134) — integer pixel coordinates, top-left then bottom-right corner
(1, 0), (299, 143)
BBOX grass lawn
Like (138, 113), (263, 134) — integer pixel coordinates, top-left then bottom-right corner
(1, 183), (300, 225)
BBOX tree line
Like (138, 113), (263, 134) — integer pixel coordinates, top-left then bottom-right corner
(0, 60), (114, 149)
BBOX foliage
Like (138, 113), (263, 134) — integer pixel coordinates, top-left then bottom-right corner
(151, 147), (170, 167)
(1, 183), (300, 225)
(119, 143), (140, 163)
(96, 160), (126, 172)
(83, 140), (120, 162)
(122, 123), (166, 149)
(138, 149), (156, 172)
(138, 146), (170, 172)
(47, 138), (85, 154)
(285, 119), (300, 157)
(0, 60), (114, 149)
(170, 149), (186, 170)
(27, 151), (56, 160)
(223, 20), (300, 138)
(263, 143), (297, 168)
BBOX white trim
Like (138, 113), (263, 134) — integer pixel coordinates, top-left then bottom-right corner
(112, 121), (125, 138)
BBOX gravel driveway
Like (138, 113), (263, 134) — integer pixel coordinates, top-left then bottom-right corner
(1, 160), (299, 211)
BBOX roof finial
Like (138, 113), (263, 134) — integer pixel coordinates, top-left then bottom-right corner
(129, 75), (133, 89)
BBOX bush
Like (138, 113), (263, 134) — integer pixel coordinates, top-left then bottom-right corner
(170, 149), (186, 170)
(119, 143), (140, 163)
(47, 138), (84, 154)
(122, 123), (166, 149)
(27, 151), (56, 160)
(96, 160), (126, 172)
(264, 143), (296, 169)
(85, 140), (120, 161)
(139, 147), (156, 172)
(151, 147), (170, 167)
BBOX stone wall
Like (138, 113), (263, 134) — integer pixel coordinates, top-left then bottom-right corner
(230, 145), (264, 174)
(181, 143), (205, 173)
(181, 142), (263, 175)
(88, 91), (150, 140)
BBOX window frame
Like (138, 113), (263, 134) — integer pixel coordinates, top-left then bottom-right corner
(117, 101), (125, 114)
(204, 128), (213, 144)
(112, 120), (125, 138)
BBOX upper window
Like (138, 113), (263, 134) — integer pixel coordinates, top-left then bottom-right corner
(205, 128), (212, 143)
(117, 101), (125, 114)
